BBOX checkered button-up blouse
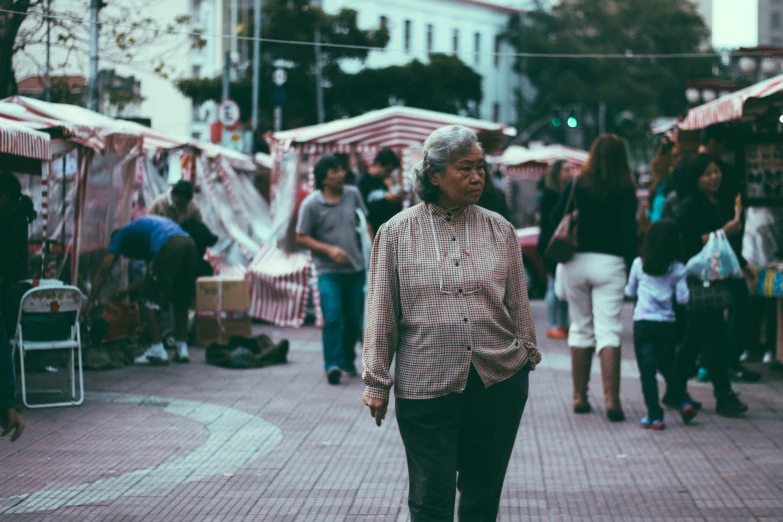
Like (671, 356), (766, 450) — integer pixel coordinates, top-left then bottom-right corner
(362, 202), (540, 401)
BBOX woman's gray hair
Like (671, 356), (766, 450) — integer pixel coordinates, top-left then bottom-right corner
(414, 125), (483, 204)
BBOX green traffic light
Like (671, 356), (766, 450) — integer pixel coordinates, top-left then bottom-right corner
(552, 117), (562, 127)
(567, 116), (578, 128)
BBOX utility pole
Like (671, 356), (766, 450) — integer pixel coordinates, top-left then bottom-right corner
(598, 101), (607, 135)
(312, 0), (324, 124)
(222, 50), (230, 102)
(230, 0), (238, 81)
(88, 0), (102, 112)
(251, 0), (261, 131)
(45, 0), (51, 102)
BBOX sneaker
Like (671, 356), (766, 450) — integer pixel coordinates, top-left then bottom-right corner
(679, 403), (698, 424)
(326, 367), (342, 385)
(715, 392), (749, 417)
(739, 350), (750, 363)
(640, 417), (666, 430)
(662, 393), (703, 411)
(763, 351), (774, 364)
(134, 346), (169, 366)
(546, 328), (567, 340)
(174, 345), (190, 364)
(729, 365), (761, 383)
(342, 364), (359, 378)
(697, 367), (710, 382)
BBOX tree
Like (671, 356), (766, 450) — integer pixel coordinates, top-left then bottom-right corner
(176, 0), (483, 131)
(1, 0), (191, 98)
(502, 0), (714, 151)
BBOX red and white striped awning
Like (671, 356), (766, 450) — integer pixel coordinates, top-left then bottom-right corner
(274, 106), (515, 150)
(499, 144), (589, 167)
(0, 118), (50, 160)
(678, 73), (783, 131)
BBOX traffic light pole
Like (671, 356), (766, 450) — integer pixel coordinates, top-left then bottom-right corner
(87, 0), (101, 112)
(251, 0), (261, 131)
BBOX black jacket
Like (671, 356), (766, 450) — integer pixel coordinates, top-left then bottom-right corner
(677, 194), (746, 268)
(550, 178), (638, 267)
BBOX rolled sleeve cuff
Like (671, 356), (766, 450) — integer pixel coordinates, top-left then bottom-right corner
(363, 385), (391, 401)
(526, 345), (542, 370)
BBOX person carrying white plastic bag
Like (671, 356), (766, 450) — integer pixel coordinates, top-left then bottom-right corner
(686, 229), (743, 282)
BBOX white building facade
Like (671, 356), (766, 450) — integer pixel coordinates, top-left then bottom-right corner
(186, 0), (519, 140)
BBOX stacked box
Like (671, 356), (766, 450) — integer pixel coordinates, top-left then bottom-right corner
(195, 276), (251, 345)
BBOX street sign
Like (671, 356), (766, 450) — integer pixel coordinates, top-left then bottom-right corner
(218, 99), (240, 127)
(273, 68), (287, 87)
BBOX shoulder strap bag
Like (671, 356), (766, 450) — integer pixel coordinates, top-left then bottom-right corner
(544, 180), (579, 264)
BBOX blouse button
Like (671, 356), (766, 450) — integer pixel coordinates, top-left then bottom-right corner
(452, 237), (456, 241)
(455, 262), (460, 267)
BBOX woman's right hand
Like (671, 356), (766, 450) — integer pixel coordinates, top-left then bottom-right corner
(722, 217), (742, 237)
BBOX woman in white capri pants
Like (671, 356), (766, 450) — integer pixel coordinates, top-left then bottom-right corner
(551, 134), (638, 422)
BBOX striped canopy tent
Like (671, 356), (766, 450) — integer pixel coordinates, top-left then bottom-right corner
(0, 117), (50, 162)
(499, 144), (589, 179)
(678, 73), (783, 131)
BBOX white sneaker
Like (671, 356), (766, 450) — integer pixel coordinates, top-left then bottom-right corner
(739, 350), (750, 363)
(763, 351), (774, 364)
(134, 346), (169, 366)
(174, 344), (190, 364)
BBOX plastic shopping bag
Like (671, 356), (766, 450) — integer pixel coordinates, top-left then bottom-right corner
(686, 230), (743, 282)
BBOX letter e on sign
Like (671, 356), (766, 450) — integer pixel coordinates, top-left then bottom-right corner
(218, 100), (240, 127)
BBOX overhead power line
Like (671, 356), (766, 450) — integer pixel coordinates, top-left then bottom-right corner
(1, 7), (777, 60)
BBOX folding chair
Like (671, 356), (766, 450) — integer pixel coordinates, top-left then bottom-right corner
(11, 285), (85, 408)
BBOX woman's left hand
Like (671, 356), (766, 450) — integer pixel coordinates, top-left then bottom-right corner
(742, 266), (757, 290)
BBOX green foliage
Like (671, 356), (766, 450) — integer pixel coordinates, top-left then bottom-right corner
(176, 0), (483, 131)
(502, 0), (715, 144)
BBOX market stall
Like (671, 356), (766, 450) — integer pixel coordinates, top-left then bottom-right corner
(245, 107), (514, 327)
(498, 144), (589, 228)
(676, 72), (783, 367)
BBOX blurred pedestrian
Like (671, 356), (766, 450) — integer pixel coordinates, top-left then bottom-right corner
(646, 136), (675, 225)
(363, 125), (540, 521)
(1, 310), (23, 442)
(476, 167), (510, 220)
(297, 155), (372, 385)
(357, 149), (403, 233)
(86, 216), (198, 365)
(537, 159), (572, 340)
(675, 154), (750, 416)
(552, 134), (638, 422)
(625, 220), (698, 430)
(149, 180), (203, 224)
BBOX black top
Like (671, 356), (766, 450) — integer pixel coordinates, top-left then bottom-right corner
(356, 172), (403, 232)
(477, 182), (510, 221)
(677, 194), (746, 268)
(550, 178), (638, 266)
(536, 188), (563, 274)
(0, 208), (29, 296)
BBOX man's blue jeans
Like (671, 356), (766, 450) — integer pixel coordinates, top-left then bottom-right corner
(317, 270), (366, 373)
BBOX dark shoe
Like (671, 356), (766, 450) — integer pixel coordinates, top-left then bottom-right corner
(729, 365), (761, 383)
(607, 409), (626, 422)
(715, 392), (748, 417)
(326, 367), (342, 385)
(662, 392), (702, 411)
(574, 403), (592, 414)
(679, 403), (698, 424)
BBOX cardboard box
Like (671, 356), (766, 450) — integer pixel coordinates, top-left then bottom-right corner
(195, 311), (252, 345)
(196, 276), (250, 312)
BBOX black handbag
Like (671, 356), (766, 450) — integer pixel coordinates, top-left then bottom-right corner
(544, 180), (579, 264)
(685, 277), (734, 312)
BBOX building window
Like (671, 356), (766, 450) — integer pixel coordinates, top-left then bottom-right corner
(404, 20), (411, 53)
(426, 24), (434, 54)
(192, 104), (201, 122)
(474, 33), (481, 65)
(192, 132), (201, 140)
(453, 29), (459, 54)
(192, 65), (201, 79)
(773, 11), (782, 29)
(494, 35), (501, 68)
(773, 37), (783, 46)
(493, 102), (500, 123)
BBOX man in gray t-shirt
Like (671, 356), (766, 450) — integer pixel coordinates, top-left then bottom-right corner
(296, 155), (373, 385)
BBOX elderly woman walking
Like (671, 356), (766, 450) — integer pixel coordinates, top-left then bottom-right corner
(362, 125), (540, 522)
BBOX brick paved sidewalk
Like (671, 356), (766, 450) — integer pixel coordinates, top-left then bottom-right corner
(2, 302), (783, 522)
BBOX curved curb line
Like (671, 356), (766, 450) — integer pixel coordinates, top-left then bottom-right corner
(0, 392), (284, 514)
